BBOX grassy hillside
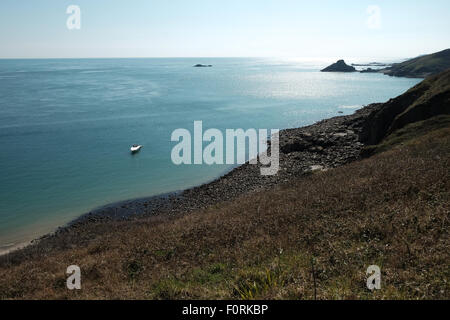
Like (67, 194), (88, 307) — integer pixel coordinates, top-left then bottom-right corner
(0, 116), (448, 300)
(382, 49), (450, 78)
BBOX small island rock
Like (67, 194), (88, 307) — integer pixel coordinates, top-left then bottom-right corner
(321, 60), (356, 72)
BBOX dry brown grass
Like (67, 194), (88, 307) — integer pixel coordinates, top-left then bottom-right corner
(0, 120), (449, 300)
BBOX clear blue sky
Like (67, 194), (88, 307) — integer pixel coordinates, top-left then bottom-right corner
(0, 0), (449, 59)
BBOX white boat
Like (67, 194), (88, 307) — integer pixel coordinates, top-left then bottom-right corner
(130, 144), (142, 153)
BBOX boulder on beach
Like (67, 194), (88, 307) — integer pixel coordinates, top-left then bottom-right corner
(321, 60), (356, 72)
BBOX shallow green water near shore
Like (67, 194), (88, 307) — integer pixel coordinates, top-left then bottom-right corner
(0, 58), (421, 252)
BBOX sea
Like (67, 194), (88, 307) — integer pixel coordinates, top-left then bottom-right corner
(0, 58), (421, 253)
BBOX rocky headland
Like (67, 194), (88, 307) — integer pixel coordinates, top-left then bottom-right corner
(381, 48), (450, 78)
(322, 48), (450, 78)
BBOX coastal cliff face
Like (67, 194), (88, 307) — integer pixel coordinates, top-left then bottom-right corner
(381, 48), (450, 78)
(321, 60), (356, 72)
(359, 69), (450, 145)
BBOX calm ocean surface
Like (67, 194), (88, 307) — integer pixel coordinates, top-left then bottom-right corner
(0, 58), (421, 252)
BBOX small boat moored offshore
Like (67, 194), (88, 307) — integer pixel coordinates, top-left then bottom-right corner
(130, 144), (142, 153)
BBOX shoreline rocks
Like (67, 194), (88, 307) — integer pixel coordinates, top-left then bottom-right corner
(32, 107), (374, 238)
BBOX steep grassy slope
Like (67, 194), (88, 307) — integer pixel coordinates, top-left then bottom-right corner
(0, 117), (448, 300)
(382, 49), (450, 78)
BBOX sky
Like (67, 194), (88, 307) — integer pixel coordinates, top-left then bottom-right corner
(0, 0), (449, 59)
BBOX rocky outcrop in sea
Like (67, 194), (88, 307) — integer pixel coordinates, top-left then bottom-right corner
(321, 60), (356, 72)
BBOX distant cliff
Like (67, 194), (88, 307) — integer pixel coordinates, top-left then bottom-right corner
(381, 48), (450, 78)
(321, 60), (356, 72)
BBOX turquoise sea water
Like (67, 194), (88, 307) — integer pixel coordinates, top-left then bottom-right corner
(0, 58), (421, 252)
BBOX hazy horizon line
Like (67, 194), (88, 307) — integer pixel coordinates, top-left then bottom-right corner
(2, 48), (448, 61)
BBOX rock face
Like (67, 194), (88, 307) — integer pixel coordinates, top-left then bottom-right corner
(359, 69), (450, 144)
(381, 48), (450, 78)
(321, 60), (356, 72)
(193, 64), (212, 67)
